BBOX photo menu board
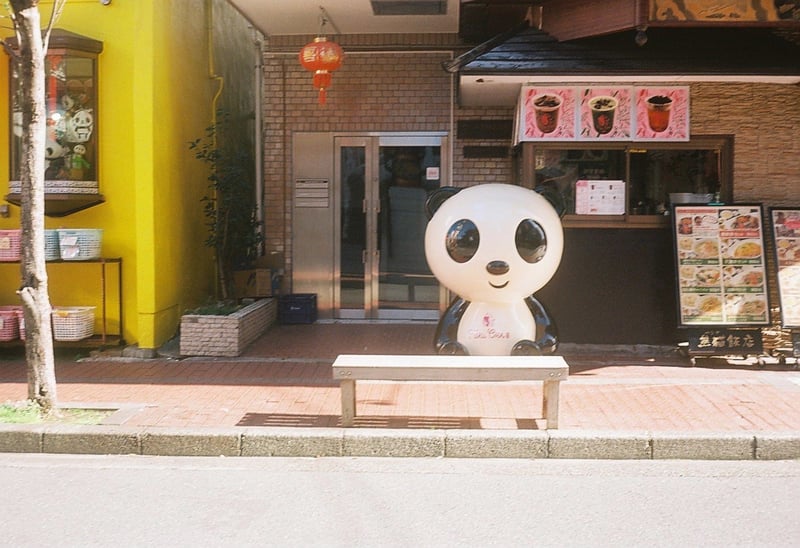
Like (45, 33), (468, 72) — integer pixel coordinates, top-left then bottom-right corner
(672, 204), (769, 326)
(770, 208), (800, 328)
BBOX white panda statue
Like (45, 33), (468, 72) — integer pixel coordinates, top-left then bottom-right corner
(424, 183), (564, 356)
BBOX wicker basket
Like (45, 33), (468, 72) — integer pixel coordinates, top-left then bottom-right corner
(0, 229), (21, 262)
(58, 229), (102, 260)
(0, 306), (21, 341)
(45, 229), (60, 261)
(52, 306), (95, 341)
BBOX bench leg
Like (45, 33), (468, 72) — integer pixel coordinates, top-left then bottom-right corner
(542, 380), (560, 429)
(340, 379), (356, 427)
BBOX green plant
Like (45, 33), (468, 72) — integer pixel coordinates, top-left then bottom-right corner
(189, 111), (263, 299)
(185, 299), (244, 316)
(0, 400), (112, 424)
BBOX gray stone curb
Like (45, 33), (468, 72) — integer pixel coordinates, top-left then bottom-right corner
(549, 430), (652, 459)
(651, 431), (755, 460)
(1, 425), (799, 460)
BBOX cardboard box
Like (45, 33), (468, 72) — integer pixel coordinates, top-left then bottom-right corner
(233, 268), (273, 298)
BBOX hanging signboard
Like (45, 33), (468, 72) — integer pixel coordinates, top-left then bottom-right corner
(672, 204), (770, 326)
(650, 0), (800, 23)
(769, 207), (800, 328)
(518, 85), (689, 143)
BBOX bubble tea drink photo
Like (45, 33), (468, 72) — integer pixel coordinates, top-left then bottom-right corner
(588, 95), (617, 134)
(533, 93), (562, 133)
(646, 95), (672, 132)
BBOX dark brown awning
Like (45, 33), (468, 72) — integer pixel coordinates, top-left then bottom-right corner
(452, 26), (800, 106)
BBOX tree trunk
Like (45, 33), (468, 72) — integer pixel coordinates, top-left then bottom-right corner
(10, 1), (58, 411)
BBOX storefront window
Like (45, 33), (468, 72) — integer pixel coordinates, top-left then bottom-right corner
(628, 148), (721, 215)
(522, 136), (732, 227)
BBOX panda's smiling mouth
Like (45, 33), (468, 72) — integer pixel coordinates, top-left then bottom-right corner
(486, 261), (510, 289)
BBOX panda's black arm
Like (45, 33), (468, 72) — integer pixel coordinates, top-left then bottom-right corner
(434, 297), (470, 354)
(524, 295), (559, 353)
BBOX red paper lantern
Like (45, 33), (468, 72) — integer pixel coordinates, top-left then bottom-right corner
(299, 37), (343, 105)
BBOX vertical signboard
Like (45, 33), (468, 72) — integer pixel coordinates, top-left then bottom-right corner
(769, 207), (800, 328)
(672, 204), (769, 326)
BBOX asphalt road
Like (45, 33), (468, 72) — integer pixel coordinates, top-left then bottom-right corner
(1, 454), (798, 547)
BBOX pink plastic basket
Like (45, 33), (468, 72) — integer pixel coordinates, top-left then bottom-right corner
(0, 229), (21, 261)
(0, 306), (21, 341)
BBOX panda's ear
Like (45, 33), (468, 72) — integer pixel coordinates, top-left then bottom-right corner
(535, 184), (566, 218)
(425, 187), (461, 219)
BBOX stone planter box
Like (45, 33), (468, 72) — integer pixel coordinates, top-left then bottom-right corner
(180, 298), (276, 357)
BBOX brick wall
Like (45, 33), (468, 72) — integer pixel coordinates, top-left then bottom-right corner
(690, 82), (800, 205)
(261, 34), (457, 270)
(455, 106), (517, 186)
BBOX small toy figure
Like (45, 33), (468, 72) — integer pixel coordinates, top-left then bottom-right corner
(45, 138), (68, 180)
(66, 108), (93, 143)
(424, 183), (564, 356)
(68, 144), (91, 180)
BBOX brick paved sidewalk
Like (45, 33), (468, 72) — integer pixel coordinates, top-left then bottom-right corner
(1, 323), (799, 432)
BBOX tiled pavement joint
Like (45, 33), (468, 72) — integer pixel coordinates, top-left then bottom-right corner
(1, 425), (799, 460)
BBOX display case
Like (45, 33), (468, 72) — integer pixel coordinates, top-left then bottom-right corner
(6, 30), (104, 217)
(518, 135), (733, 228)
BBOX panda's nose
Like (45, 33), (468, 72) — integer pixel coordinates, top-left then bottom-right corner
(486, 260), (509, 275)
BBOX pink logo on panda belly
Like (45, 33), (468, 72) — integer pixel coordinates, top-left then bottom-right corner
(469, 312), (510, 340)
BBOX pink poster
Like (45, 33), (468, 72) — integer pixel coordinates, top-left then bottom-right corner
(522, 87), (576, 140)
(579, 87), (632, 140)
(635, 86), (690, 140)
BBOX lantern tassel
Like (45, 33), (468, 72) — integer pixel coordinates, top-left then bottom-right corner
(319, 88), (327, 105)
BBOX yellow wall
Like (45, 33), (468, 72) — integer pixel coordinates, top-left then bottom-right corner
(0, 0), (247, 348)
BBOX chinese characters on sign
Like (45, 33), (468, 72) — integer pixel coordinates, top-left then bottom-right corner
(519, 85), (689, 142)
(687, 328), (763, 355)
(673, 205), (769, 326)
(770, 208), (800, 328)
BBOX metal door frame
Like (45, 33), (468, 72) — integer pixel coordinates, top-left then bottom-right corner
(333, 132), (448, 320)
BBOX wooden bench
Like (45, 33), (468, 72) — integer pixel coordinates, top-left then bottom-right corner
(332, 354), (569, 429)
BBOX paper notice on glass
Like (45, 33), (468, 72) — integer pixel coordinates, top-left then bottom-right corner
(574, 180), (625, 215)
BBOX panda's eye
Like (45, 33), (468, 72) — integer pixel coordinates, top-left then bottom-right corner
(446, 219), (479, 263)
(516, 219), (547, 263)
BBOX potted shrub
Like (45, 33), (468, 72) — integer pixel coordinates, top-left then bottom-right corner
(180, 113), (274, 357)
(189, 111), (263, 300)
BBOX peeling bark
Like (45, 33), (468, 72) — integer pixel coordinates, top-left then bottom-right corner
(8, 1), (58, 411)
